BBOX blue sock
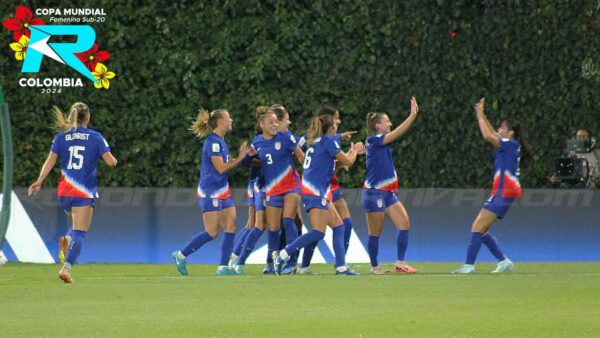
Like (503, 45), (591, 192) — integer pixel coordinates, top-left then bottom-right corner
(181, 231), (214, 257)
(332, 226), (346, 268)
(282, 218), (299, 265)
(343, 218), (353, 254)
(286, 230), (325, 254)
(267, 229), (281, 264)
(397, 230), (409, 261)
(65, 230), (86, 265)
(368, 235), (380, 267)
(482, 233), (506, 261)
(219, 232), (235, 266)
(233, 228), (250, 256)
(466, 232), (484, 265)
(301, 241), (318, 268)
(238, 227), (264, 265)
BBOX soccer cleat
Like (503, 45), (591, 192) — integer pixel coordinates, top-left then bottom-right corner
(335, 267), (360, 275)
(395, 262), (418, 274)
(228, 253), (238, 269)
(262, 263), (275, 275)
(59, 266), (73, 283)
(232, 264), (246, 275)
(216, 266), (235, 275)
(453, 264), (476, 274)
(281, 264), (297, 275)
(492, 258), (514, 274)
(273, 251), (288, 276)
(370, 266), (392, 275)
(58, 236), (68, 265)
(172, 251), (188, 276)
(297, 267), (317, 275)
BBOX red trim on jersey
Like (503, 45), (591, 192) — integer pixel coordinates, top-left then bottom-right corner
(57, 175), (93, 198)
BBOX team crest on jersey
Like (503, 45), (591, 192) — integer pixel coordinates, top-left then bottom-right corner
(321, 198), (327, 206)
(377, 199), (383, 208)
(266, 196), (270, 202)
(212, 199), (219, 207)
(275, 142), (281, 150)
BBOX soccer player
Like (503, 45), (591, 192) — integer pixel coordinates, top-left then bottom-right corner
(453, 98), (531, 274)
(297, 107), (357, 274)
(232, 105), (304, 274)
(28, 102), (118, 283)
(363, 97), (419, 275)
(275, 114), (364, 275)
(172, 109), (252, 276)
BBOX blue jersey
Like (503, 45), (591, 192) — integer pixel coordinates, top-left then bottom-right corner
(301, 135), (341, 200)
(492, 137), (522, 198)
(299, 132), (342, 191)
(242, 155), (263, 198)
(251, 131), (300, 196)
(363, 133), (398, 191)
(50, 127), (110, 198)
(197, 133), (231, 199)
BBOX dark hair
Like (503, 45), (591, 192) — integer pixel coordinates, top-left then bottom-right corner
(307, 115), (335, 145)
(191, 108), (227, 138)
(318, 106), (338, 117)
(504, 118), (532, 171)
(366, 112), (386, 134)
(270, 104), (289, 121)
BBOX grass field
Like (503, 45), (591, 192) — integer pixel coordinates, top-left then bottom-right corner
(1, 262), (600, 337)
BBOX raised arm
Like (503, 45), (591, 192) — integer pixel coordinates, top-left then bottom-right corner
(475, 98), (500, 148)
(28, 152), (58, 196)
(211, 141), (249, 174)
(383, 96), (419, 145)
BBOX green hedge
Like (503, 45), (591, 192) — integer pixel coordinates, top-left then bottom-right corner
(1, 0), (600, 189)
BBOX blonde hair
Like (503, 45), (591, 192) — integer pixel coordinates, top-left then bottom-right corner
(366, 112), (386, 134)
(53, 102), (89, 133)
(307, 115), (334, 146)
(190, 108), (227, 139)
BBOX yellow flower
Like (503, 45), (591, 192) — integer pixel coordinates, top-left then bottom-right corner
(92, 62), (116, 89)
(9, 35), (29, 61)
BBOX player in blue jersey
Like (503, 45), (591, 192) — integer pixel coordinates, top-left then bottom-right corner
(231, 105), (304, 274)
(363, 97), (419, 275)
(296, 107), (357, 274)
(28, 102), (118, 283)
(453, 98), (532, 274)
(275, 114), (365, 275)
(172, 108), (253, 276)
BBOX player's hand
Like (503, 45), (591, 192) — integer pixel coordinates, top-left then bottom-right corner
(28, 181), (42, 196)
(354, 142), (366, 155)
(410, 96), (418, 117)
(475, 98), (485, 117)
(338, 165), (349, 172)
(341, 131), (357, 141)
(247, 145), (257, 157)
(238, 141), (248, 157)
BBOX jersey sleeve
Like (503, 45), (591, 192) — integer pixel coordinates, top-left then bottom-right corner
(284, 131), (297, 152)
(50, 134), (61, 154)
(369, 134), (386, 147)
(297, 134), (308, 152)
(334, 133), (342, 144)
(209, 138), (224, 157)
(327, 137), (342, 158)
(97, 133), (111, 156)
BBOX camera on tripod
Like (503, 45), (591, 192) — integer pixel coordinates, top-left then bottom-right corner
(553, 139), (590, 187)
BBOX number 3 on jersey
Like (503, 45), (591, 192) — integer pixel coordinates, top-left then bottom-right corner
(265, 153), (273, 164)
(303, 148), (314, 169)
(67, 146), (85, 170)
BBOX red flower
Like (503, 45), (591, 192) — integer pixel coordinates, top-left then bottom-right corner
(75, 43), (111, 71)
(2, 6), (45, 41)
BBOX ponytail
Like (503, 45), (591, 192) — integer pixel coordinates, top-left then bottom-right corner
(53, 102), (89, 133)
(307, 115), (334, 145)
(191, 108), (226, 139)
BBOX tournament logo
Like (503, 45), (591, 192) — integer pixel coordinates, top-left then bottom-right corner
(3, 5), (116, 92)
